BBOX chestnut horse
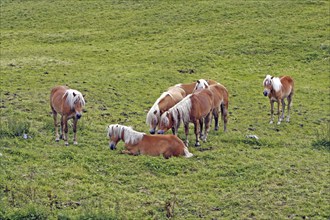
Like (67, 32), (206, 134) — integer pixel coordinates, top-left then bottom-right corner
(175, 79), (218, 95)
(146, 86), (186, 134)
(263, 75), (294, 124)
(194, 79), (229, 132)
(107, 124), (193, 159)
(50, 86), (85, 145)
(158, 89), (214, 147)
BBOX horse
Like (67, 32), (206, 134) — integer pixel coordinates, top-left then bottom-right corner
(174, 79), (218, 95)
(263, 75), (294, 124)
(194, 79), (229, 132)
(158, 89), (214, 147)
(107, 124), (193, 159)
(50, 86), (85, 146)
(146, 86), (186, 134)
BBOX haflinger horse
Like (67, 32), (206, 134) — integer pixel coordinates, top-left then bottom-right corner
(263, 75), (294, 124)
(194, 79), (229, 132)
(174, 79), (218, 95)
(50, 86), (85, 146)
(146, 86), (186, 134)
(158, 89), (214, 147)
(107, 124), (193, 159)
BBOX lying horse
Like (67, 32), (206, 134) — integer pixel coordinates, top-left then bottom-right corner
(194, 79), (229, 132)
(146, 86), (186, 134)
(107, 124), (193, 159)
(263, 75), (294, 124)
(158, 89), (214, 147)
(50, 86), (85, 145)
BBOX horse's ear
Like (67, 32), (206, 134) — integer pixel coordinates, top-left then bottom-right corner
(166, 112), (169, 116)
(116, 124), (118, 127)
(153, 110), (157, 115)
(271, 76), (274, 79)
(197, 80), (200, 83)
(73, 92), (76, 97)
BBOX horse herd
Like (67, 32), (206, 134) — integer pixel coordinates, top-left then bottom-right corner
(50, 75), (294, 159)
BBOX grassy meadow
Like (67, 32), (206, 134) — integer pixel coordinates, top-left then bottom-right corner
(0, 0), (329, 219)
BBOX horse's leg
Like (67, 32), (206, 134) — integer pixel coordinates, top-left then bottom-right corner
(277, 99), (281, 125)
(279, 98), (286, 124)
(52, 109), (60, 142)
(213, 108), (219, 131)
(199, 118), (204, 139)
(286, 93), (292, 122)
(203, 112), (212, 142)
(62, 116), (69, 146)
(73, 117), (78, 145)
(269, 100), (274, 124)
(194, 120), (200, 147)
(184, 123), (189, 146)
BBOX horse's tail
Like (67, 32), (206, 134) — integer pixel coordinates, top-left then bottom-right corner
(220, 92), (229, 132)
(183, 146), (193, 158)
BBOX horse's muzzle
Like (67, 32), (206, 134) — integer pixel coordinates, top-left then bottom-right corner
(263, 91), (268, 96)
(110, 143), (116, 150)
(157, 130), (165, 134)
(76, 113), (82, 119)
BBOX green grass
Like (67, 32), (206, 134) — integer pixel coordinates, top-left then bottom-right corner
(1, 0), (329, 219)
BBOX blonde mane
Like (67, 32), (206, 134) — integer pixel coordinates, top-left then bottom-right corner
(194, 79), (209, 91)
(146, 92), (173, 125)
(108, 124), (144, 145)
(166, 94), (192, 125)
(271, 77), (282, 92)
(64, 89), (85, 109)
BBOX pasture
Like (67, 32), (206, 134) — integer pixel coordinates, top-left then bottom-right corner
(0, 0), (329, 219)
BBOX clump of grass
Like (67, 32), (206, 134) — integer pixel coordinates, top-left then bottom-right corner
(0, 116), (31, 138)
(312, 122), (330, 150)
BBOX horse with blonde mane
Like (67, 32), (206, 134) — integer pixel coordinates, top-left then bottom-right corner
(263, 75), (294, 124)
(175, 79), (218, 95)
(158, 89), (214, 147)
(146, 86), (186, 134)
(107, 124), (193, 159)
(50, 86), (85, 145)
(194, 79), (229, 132)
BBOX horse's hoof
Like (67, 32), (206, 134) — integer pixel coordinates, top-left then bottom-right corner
(214, 127), (219, 131)
(269, 121), (274, 124)
(65, 143), (69, 146)
(55, 139), (60, 142)
(60, 134), (63, 139)
(73, 141), (78, 145)
(277, 121), (281, 125)
(195, 142), (201, 147)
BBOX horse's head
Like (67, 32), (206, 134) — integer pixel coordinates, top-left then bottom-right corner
(193, 79), (209, 92)
(158, 111), (173, 134)
(108, 124), (121, 150)
(66, 89), (85, 119)
(147, 109), (161, 134)
(263, 75), (273, 97)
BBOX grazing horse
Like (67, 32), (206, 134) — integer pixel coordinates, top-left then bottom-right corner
(107, 124), (193, 159)
(146, 86), (186, 134)
(263, 75), (294, 124)
(175, 79), (218, 95)
(50, 86), (85, 145)
(194, 79), (229, 132)
(158, 89), (214, 147)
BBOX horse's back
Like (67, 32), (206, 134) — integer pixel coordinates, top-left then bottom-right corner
(280, 76), (294, 94)
(50, 86), (68, 113)
(141, 135), (185, 157)
(191, 89), (213, 116)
